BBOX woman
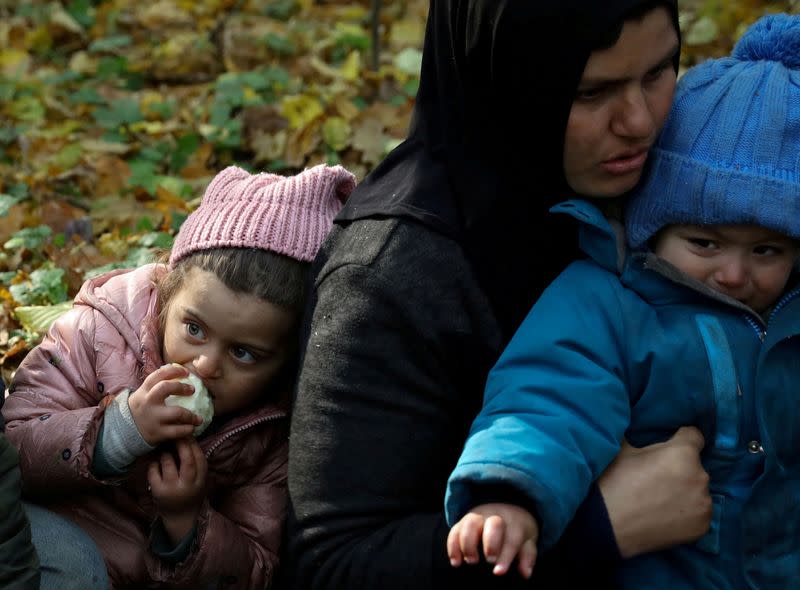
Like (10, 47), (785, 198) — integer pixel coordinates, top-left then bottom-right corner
(286, 1), (710, 588)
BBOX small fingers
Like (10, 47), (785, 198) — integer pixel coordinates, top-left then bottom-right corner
(175, 438), (197, 481)
(516, 538), (537, 579)
(147, 461), (162, 489)
(447, 524), (464, 567)
(151, 378), (194, 403)
(159, 451), (179, 481)
(159, 406), (203, 427)
(457, 513), (485, 565)
(482, 515), (506, 564)
(142, 363), (188, 390)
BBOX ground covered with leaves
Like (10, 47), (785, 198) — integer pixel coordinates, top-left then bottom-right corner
(0, 0), (796, 379)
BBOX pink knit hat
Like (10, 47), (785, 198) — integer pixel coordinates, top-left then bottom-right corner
(169, 164), (356, 265)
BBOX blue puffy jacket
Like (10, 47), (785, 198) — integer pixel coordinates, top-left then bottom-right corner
(445, 199), (800, 590)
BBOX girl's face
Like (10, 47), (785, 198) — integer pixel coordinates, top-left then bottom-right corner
(563, 5), (679, 198)
(161, 267), (297, 416)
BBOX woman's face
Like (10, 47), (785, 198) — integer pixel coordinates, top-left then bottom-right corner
(563, 6), (679, 198)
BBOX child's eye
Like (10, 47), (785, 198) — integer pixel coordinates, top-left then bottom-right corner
(185, 322), (205, 339)
(687, 238), (717, 250)
(231, 346), (256, 364)
(753, 245), (782, 256)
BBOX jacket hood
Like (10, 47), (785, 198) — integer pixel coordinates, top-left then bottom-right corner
(337, 0), (680, 341)
(74, 264), (165, 374)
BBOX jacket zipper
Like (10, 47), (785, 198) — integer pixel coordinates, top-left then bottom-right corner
(742, 285), (800, 341)
(204, 413), (285, 458)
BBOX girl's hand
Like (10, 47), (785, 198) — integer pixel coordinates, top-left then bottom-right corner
(447, 503), (538, 579)
(128, 364), (203, 445)
(148, 437), (208, 544)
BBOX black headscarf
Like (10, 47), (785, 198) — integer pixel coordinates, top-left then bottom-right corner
(338, 0), (680, 340)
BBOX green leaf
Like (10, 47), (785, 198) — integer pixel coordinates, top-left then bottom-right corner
(68, 86), (105, 105)
(127, 158), (159, 194)
(148, 100), (175, 120)
(170, 134), (199, 172)
(7, 183), (29, 200)
(135, 217), (155, 232)
(88, 35), (132, 53)
(51, 143), (83, 169)
(9, 266), (68, 306)
(66, 0), (95, 28)
(96, 56), (129, 80)
(14, 300), (74, 333)
(7, 96), (46, 123)
(0, 194), (22, 217)
(93, 97), (143, 129)
(264, 33), (296, 56)
(138, 232), (173, 249)
(0, 271), (17, 284)
(265, 0), (298, 20)
(4, 226), (52, 250)
(171, 211), (188, 232)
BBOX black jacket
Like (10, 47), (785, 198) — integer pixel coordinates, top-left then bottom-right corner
(286, 219), (619, 589)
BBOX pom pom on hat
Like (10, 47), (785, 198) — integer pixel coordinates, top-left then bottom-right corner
(170, 164), (355, 265)
(732, 13), (800, 68)
(625, 14), (800, 249)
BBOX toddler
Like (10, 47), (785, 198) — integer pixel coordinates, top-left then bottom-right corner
(3, 164), (355, 589)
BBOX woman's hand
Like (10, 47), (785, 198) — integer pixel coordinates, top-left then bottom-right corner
(148, 437), (208, 544)
(599, 426), (712, 558)
(128, 364), (203, 445)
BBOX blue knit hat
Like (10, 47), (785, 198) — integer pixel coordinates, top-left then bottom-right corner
(625, 14), (800, 249)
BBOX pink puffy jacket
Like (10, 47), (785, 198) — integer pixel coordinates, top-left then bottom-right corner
(3, 264), (289, 589)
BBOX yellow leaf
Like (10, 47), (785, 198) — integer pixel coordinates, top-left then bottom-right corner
(390, 19), (425, 48)
(129, 120), (179, 135)
(251, 130), (287, 164)
(340, 50), (361, 82)
(333, 97), (360, 121)
(80, 140), (134, 155)
(0, 49), (30, 76)
(281, 95), (324, 130)
(323, 117), (351, 151)
(68, 51), (97, 75)
(352, 117), (388, 166)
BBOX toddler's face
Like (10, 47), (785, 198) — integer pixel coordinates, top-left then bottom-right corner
(654, 224), (798, 313)
(161, 267), (297, 416)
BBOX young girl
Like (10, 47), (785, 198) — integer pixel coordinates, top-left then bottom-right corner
(2, 163), (355, 589)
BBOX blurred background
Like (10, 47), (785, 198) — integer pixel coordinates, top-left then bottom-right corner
(0, 0), (797, 376)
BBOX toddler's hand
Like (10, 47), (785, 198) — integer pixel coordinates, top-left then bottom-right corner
(148, 437), (208, 544)
(447, 503), (538, 579)
(128, 364), (203, 445)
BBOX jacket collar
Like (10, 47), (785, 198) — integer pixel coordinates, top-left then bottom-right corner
(550, 199), (800, 321)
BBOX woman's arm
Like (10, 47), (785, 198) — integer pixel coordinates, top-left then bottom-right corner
(287, 223), (535, 590)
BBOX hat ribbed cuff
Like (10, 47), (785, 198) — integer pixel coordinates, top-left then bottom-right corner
(626, 148), (800, 248)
